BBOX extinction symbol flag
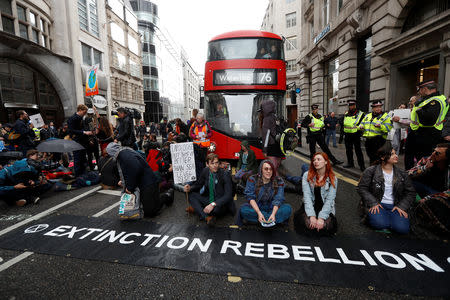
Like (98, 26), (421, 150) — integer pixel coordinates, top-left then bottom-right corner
(85, 65), (99, 97)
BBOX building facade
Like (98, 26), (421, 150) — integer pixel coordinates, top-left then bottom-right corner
(129, 0), (159, 123)
(0, 0), (112, 126)
(181, 50), (200, 121)
(298, 0), (450, 117)
(106, 0), (144, 120)
(261, 0), (302, 127)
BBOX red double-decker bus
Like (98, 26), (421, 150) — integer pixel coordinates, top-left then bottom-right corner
(204, 30), (286, 160)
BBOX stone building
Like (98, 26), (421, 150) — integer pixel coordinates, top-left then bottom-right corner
(298, 0), (450, 117)
(0, 0), (112, 125)
(261, 0), (302, 127)
(106, 0), (144, 119)
(181, 50), (200, 121)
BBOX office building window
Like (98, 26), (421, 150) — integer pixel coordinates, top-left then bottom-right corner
(110, 22), (125, 45)
(17, 5), (26, 21)
(108, 0), (124, 20)
(337, 0), (343, 15)
(310, 20), (314, 40)
(1, 0), (14, 35)
(115, 52), (127, 72)
(130, 59), (140, 77)
(286, 12), (296, 28)
(81, 43), (103, 70)
(286, 60), (297, 72)
(286, 36), (297, 51)
(323, 0), (329, 26)
(78, 0), (99, 37)
(128, 34), (139, 55)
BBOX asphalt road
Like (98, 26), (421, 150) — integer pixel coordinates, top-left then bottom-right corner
(0, 153), (442, 299)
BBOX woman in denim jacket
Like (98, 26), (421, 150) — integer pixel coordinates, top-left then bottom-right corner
(294, 152), (338, 235)
(237, 159), (292, 226)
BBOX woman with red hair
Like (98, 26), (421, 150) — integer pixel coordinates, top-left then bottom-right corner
(294, 152), (338, 235)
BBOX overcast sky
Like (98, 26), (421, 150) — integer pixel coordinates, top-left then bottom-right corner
(157, 0), (269, 75)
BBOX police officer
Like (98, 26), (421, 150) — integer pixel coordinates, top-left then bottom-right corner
(340, 100), (365, 171)
(301, 104), (343, 165)
(404, 80), (448, 170)
(360, 100), (392, 164)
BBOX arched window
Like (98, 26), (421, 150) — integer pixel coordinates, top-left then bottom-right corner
(0, 58), (63, 125)
(402, 0), (450, 33)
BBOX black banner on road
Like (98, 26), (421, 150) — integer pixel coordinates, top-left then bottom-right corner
(0, 215), (449, 297)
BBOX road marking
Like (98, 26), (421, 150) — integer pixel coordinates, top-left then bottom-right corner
(0, 251), (33, 272)
(0, 186), (101, 237)
(291, 152), (359, 186)
(97, 189), (122, 196)
(92, 202), (120, 218)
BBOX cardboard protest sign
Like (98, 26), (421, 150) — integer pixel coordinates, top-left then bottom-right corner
(170, 142), (197, 184)
(29, 113), (45, 128)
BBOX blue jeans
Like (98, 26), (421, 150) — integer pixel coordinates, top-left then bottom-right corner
(235, 169), (253, 180)
(285, 164), (309, 185)
(325, 129), (336, 147)
(240, 203), (292, 224)
(367, 203), (410, 234)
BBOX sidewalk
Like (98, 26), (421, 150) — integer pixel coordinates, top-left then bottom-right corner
(294, 135), (405, 178)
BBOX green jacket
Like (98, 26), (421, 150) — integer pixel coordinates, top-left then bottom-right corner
(237, 149), (258, 173)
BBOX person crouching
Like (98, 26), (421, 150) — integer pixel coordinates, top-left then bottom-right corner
(184, 153), (235, 225)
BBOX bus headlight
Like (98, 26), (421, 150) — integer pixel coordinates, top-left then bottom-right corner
(208, 142), (217, 152)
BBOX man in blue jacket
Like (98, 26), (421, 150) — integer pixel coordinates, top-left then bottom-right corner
(12, 110), (35, 156)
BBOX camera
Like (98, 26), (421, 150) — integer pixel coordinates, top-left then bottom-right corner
(111, 107), (142, 120)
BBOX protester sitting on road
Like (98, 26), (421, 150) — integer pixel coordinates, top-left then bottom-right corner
(408, 143), (449, 198)
(237, 160), (292, 227)
(234, 140), (258, 185)
(184, 153), (235, 225)
(0, 150), (54, 206)
(358, 142), (416, 234)
(293, 152), (338, 236)
(106, 142), (171, 217)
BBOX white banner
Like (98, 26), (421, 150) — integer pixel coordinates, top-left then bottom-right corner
(170, 142), (197, 184)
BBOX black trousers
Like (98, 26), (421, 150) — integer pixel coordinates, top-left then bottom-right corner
(404, 129), (441, 170)
(365, 136), (386, 165)
(189, 192), (234, 220)
(344, 132), (365, 168)
(140, 183), (164, 217)
(308, 133), (338, 162)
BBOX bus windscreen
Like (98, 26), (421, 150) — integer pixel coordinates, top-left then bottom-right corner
(208, 38), (284, 61)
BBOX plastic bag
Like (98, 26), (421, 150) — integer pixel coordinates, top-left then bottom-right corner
(118, 188), (142, 220)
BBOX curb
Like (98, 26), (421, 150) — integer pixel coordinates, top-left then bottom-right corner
(293, 148), (362, 179)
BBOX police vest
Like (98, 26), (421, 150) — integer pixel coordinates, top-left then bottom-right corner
(33, 128), (41, 141)
(361, 112), (392, 139)
(193, 123), (210, 148)
(343, 111), (364, 134)
(410, 95), (448, 131)
(309, 114), (324, 132)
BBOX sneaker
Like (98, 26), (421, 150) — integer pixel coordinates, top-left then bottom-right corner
(15, 199), (27, 207)
(185, 206), (195, 214)
(205, 215), (216, 226)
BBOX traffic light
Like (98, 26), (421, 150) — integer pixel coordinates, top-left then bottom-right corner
(290, 90), (296, 104)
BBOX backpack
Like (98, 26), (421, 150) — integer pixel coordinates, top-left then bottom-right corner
(146, 149), (163, 172)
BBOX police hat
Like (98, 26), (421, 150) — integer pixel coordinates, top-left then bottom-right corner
(311, 104), (319, 110)
(416, 80), (437, 91)
(347, 100), (357, 106)
(370, 100), (383, 107)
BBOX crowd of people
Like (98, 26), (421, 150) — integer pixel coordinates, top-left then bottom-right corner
(0, 79), (449, 238)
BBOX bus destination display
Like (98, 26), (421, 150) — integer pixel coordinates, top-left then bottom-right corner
(213, 69), (277, 86)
